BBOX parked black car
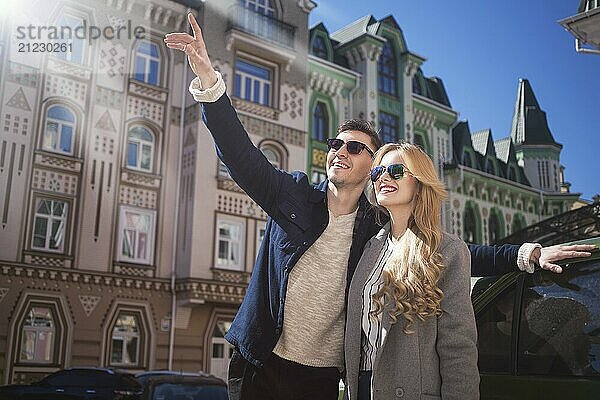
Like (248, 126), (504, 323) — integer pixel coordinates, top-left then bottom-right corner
(136, 371), (227, 400)
(0, 367), (141, 400)
(472, 236), (600, 399)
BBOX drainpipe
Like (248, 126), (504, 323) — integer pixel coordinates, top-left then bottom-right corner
(168, 6), (192, 371)
(576, 38), (600, 55)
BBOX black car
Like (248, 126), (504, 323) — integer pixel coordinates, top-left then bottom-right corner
(472, 236), (600, 399)
(0, 367), (141, 400)
(137, 371), (227, 400)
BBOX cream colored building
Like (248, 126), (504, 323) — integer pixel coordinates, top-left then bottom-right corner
(0, 0), (313, 384)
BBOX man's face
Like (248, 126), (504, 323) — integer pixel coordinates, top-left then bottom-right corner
(326, 130), (376, 189)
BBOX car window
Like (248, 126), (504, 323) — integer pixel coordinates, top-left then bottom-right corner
(476, 284), (517, 374)
(152, 382), (228, 400)
(518, 259), (600, 377)
(43, 370), (99, 387)
(118, 374), (141, 390)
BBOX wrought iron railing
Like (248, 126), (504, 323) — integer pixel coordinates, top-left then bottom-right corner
(227, 5), (296, 48)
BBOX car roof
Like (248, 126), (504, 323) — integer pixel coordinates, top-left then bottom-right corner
(557, 236), (600, 265)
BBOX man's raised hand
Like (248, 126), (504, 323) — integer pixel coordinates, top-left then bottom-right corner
(164, 13), (217, 88)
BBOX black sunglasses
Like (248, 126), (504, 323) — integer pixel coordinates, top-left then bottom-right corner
(370, 163), (409, 182)
(327, 138), (374, 158)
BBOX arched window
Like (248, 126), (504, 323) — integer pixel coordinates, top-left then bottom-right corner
(133, 42), (161, 86)
(210, 320), (234, 381)
(56, 14), (86, 64)
(312, 35), (328, 59)
(462, 150), (472, 168)
(378, 40), (397, 96)
(312, 102), (328, 142)
(262, 147), (281, 169)
(110, 312), (140, 366)
(43, 105), (76, 155)
(512, 214), (525, 233)
(464, 206), (478, 244)
(489, 212), (501, 243)
(127, 126), (154, 172)
(241, 0), (275, 16)
(20, 307), (56, 363)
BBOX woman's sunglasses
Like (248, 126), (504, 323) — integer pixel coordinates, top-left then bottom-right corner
(370, 163), (409, 182)
(327, 138), (374, 158)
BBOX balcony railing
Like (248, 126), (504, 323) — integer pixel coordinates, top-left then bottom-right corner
(227, 5), (296, 48)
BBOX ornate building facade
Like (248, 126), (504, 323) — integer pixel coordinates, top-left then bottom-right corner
(0, 0), (313, 384)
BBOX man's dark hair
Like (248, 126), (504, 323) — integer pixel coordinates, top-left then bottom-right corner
(337, 119), (382, 151)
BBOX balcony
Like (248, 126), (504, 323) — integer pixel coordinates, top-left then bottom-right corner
(227, 5), (296, 49)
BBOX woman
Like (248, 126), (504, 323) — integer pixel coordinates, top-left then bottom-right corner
(344, 143), (479, 400)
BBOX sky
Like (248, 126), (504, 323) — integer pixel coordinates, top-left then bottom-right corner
(309, 0), (600, 201)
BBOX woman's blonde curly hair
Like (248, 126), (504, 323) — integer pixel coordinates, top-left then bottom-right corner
(365, 142), (448, 333)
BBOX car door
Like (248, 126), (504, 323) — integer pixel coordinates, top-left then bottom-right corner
(475, 259), (600, 400)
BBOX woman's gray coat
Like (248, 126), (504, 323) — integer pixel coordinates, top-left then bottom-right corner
(344, 223), (480, 400)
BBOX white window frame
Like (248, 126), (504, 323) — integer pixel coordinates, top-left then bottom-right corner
(55, 14), (87, 65)
(255, 220), (267, 260)
(42, 105), (76, 156)
(215, 215), (245, 271)
(109, 312), (141, 367)
(20, 306), (56, 364)
(234, 56), (275, 107)
(126, 126), (155, 173)
(117, 206), (156, 265)
(133, 41), (161, 86)
(31, 198), (68, 253)
(242, 0), (275, 16)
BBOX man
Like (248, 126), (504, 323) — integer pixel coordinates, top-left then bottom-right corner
(164, 14), (595, 400)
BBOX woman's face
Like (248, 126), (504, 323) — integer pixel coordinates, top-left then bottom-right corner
(373, 150), (419, 210)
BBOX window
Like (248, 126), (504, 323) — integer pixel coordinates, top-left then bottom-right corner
(414, 133), (426, 152)
(110, 312), (140, 366)
(234, 58), (272, 106)
(261, 146), (281, 169)
(378, 40), (397, 96)
(519, 262), (600, 377)
(133, 42), (161, 85)
(118, 206), (155, 265)
(462, 150), (472, 168)
(241, 0), (275, 17)
(312, 102), (328, 142)
(210, 320), (234, 381)
(476, 285), (516, 374)
(312, 35), (328, 59)
(412, 75), (422, 96)
(218, 160), (231, 179)
(488, 211), (501, 244)
(32, 198), (68, 253)
(463, 206), (478, 244)
(42, 106), (76, 155)
(311, 170), (326, 185)
(485, 159), (496, 175)
(216, 218), (244, 270)
(255, 222), (266, 260)
(379, 112), (399, 144)
(56, 14), (86, 64)
(127, 126), (154, 172)
(20, 307), (56, 363)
